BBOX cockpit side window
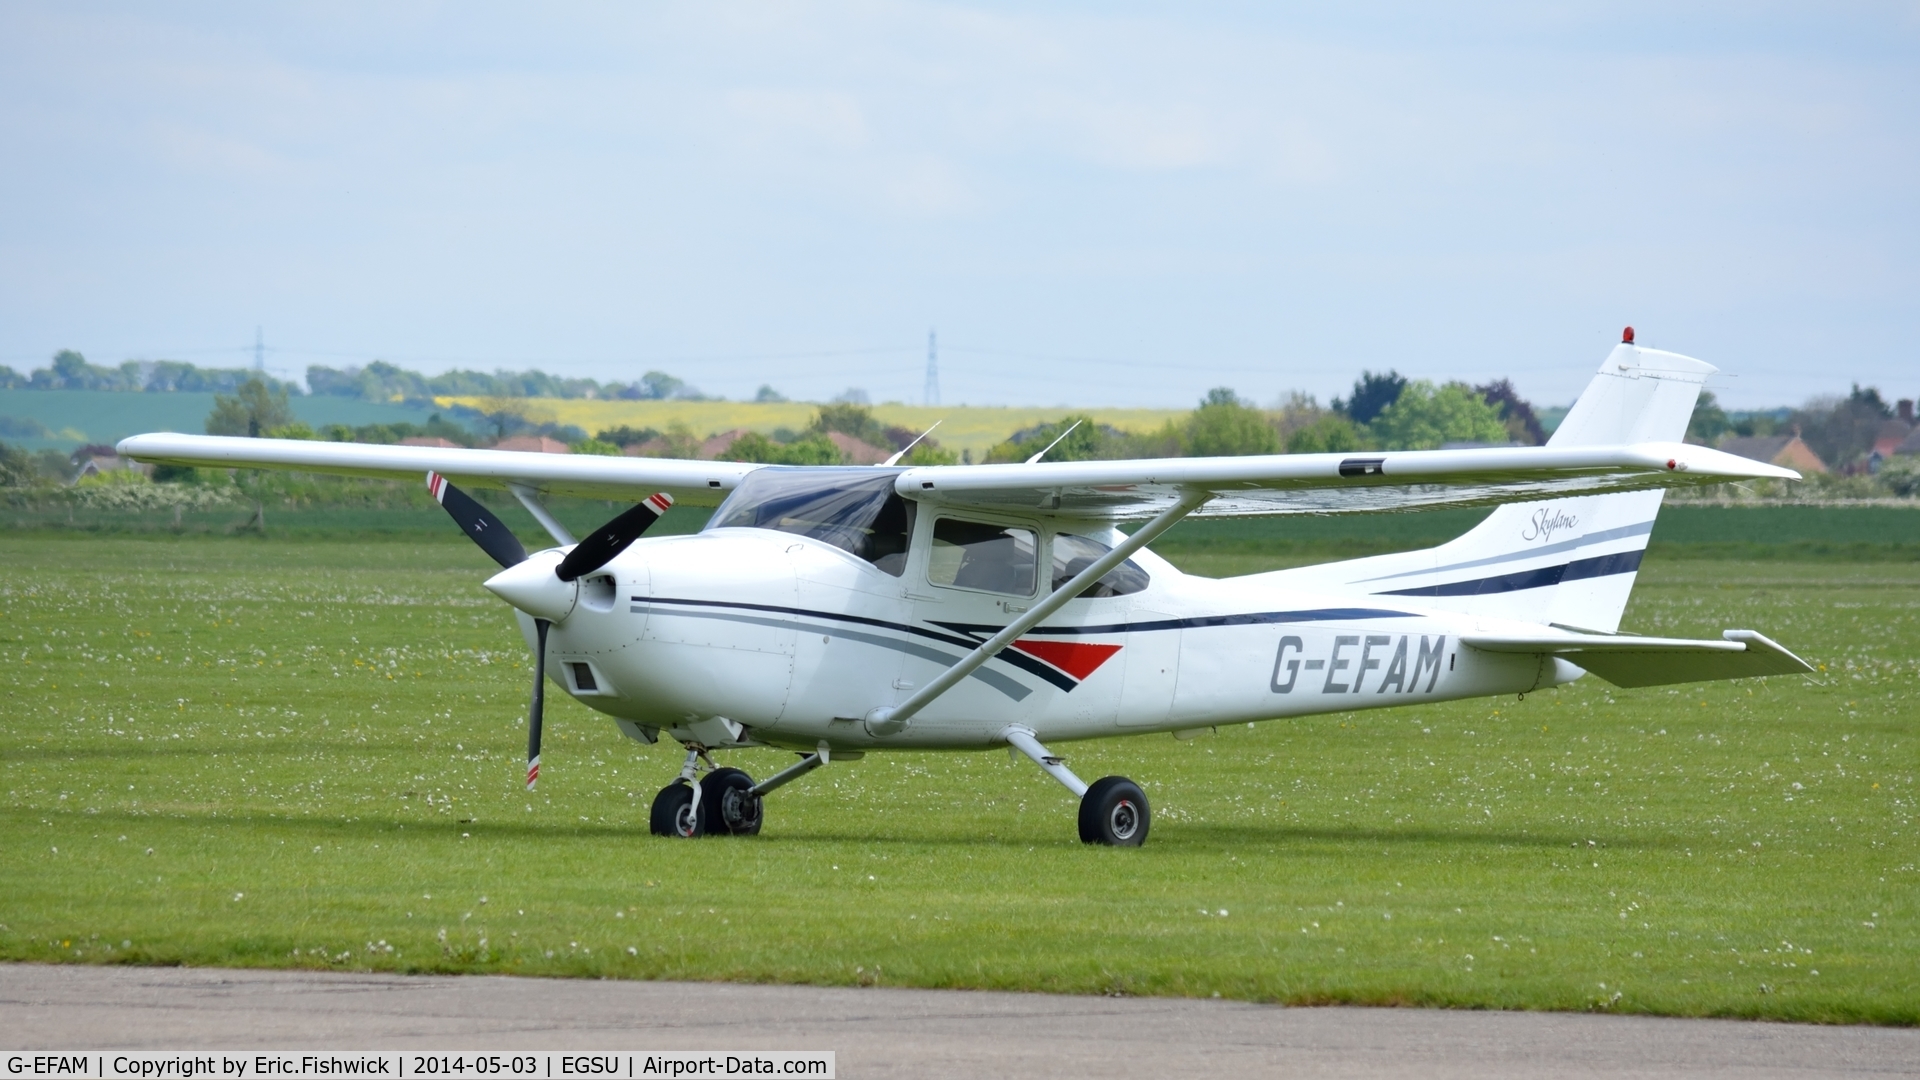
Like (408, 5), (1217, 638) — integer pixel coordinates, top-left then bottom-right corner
(1051, 532), (1150, 597)
(929, 518), (1038, 596)
(707, 468), (914, 575)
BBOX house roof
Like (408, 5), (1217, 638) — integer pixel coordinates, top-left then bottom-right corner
(622, 437), (675, 458)
(1873, 419), (1915, 457)
(71, 454), (153, 482)
(697, 429), (751, 460)
(826, 431), (892, 465)
(1717, 435), (1792, 462)
(1717, 434), (1827, 474)
(490, 435), (571, 454)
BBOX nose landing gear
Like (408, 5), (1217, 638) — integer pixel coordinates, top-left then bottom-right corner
(650, 746), (718, 837)
(650, 746), (827, 838)
(649, 780), (706, 837)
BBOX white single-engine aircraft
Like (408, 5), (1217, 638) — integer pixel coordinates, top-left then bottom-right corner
(120, 335), (1811, 846)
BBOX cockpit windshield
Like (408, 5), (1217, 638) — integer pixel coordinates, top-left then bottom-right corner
(706, 468), (914, 575)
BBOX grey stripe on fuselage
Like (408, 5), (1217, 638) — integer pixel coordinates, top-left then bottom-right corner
(634, 603), (1034, 702)
(1351, 520), (1654, 584)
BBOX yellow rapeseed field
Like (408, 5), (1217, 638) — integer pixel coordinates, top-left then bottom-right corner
(435, 397), (1188, 459)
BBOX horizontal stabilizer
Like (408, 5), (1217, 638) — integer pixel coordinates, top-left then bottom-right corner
(1462, 628), (1813, 688)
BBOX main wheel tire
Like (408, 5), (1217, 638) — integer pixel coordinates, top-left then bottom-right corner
(1078, 776), (1149, 846)
(699, 767), (762, 836)
(649, 780), (706, 837)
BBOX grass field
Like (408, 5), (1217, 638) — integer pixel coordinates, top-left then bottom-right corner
(1, 528), (1915, 1024)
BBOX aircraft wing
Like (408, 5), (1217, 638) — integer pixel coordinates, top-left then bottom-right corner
(114, 433), (763, 504)
(894, 442), (1796, 520)
(1462, 628), (1814, 688)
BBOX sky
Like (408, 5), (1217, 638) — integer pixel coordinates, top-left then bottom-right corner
(1, 2), (1916, 410)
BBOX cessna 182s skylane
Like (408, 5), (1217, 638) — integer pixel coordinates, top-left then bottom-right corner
(120, 336), (1812, 846)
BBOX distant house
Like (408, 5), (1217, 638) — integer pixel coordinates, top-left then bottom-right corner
(1717, 434), (1827, 474)
(1863, 419), (1916, 474)
(398, 436), (461, 448)
(1896, 427), (1920, 457)
(623, 438), (675, 458)
(1872, 419), (1914, 460)
(71, 453), (151, 482)
(698, 429), (751, 460)
(826, 431), (892, 465)
(490, 435), (571, 454)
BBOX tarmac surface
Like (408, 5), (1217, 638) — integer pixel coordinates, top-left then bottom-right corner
(3, 964), (1917, 1079)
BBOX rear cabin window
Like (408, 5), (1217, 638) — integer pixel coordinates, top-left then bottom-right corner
(929, 518), (1037, 596)
(1051, 533), (1150, 597)
(707, 468), (914, 575)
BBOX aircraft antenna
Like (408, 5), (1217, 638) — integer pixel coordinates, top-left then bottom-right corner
(924, 329), (940, 406)
(1025, 419), (1083, 465)
(882, 420), (942, 467)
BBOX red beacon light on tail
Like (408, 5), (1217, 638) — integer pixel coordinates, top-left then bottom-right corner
(1622, 326), (1636, 344)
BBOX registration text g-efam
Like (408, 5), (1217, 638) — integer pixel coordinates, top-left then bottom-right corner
(4, 1055), (832, 1080)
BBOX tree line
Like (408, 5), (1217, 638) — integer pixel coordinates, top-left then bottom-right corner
(983, 373), (1540, 462)
(0, 351), (303, 396)
(0, 351), (712, 404)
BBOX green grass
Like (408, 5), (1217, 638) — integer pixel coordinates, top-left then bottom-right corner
(1, 533), (1915, 1023)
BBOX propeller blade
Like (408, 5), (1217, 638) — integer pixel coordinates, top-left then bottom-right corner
(526, 617), (549, 790)
(554, 492), (673, 582)
(428, 472), (528, 569)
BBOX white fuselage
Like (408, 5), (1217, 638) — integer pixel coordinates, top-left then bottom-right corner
(523, 519), (1585, 753)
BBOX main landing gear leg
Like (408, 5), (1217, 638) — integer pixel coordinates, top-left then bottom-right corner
(1003, 727), (1150, 847)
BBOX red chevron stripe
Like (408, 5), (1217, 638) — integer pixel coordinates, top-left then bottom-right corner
(1009, 639), (1122, 682)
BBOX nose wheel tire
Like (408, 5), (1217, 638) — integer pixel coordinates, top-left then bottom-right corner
(699, 767), (763, 836)
(1079, 776), (1149, 846)
(649, 780), (706, 837)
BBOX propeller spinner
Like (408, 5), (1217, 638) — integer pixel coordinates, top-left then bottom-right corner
(426, 472), (673, 790)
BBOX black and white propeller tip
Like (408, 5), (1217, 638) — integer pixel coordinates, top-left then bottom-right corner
(555, 491), (674, 582)
(427, 471), (528, 569)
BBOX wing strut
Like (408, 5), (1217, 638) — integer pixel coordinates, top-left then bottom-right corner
(864, 490), (1212, 736)
(509, 483), (576, 546)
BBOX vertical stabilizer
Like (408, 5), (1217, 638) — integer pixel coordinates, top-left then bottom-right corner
(1544, 343), (1716, 449)
(1247, 339), (1714, 633)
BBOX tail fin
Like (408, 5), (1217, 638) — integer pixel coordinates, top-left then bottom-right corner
(1253, 340), (1714, 632)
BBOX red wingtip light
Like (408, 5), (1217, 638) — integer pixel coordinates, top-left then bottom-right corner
(1622, 326), (1636, 344)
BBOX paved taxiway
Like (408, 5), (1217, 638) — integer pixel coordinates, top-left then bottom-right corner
(3, 965), (1916, 1078)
